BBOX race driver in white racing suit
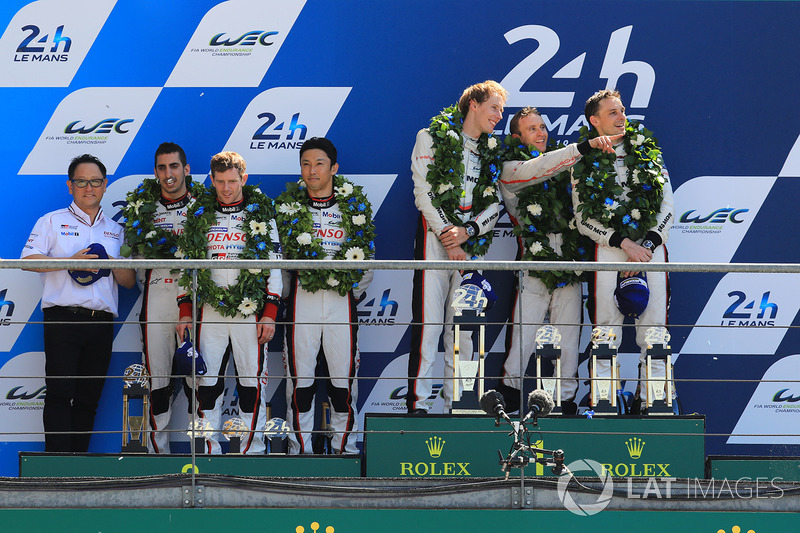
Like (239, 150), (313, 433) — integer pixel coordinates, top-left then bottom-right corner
(571, 90), (674, 412)
(496, 108), (619, 414)
(122, 142), (200, 453)
(275, 137), (375, 454)
(408, 81), (507, 414)
(177, 151), (282, 454)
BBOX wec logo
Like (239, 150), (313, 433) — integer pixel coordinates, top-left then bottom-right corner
(64, 118), (134, 135)
(679, 208), (748, 224)
(209, 30), (278, 47)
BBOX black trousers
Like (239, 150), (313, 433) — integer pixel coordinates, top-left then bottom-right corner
(42, 306), (114, 452)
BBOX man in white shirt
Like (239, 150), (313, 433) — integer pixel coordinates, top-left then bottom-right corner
(21, 153), (135, 452)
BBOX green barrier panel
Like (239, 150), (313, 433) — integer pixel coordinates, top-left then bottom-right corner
(364, 414), (705, 478)
(0, 509), (785, 532)
(18, 453), (361, 478)
(707, 455), (800, 481)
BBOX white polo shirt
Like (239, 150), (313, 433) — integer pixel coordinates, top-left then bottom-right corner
(21, 202), (125, 316)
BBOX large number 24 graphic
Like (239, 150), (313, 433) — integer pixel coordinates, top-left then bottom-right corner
(500, 25), (655, 109)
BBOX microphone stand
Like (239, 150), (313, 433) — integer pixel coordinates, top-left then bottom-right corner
(495, 413), (566, 480)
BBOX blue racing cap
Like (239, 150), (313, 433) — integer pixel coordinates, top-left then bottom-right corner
(68, 242), (111, 286)
(614, 272), (649, 318)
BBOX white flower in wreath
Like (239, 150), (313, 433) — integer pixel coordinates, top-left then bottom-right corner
(605, 200), (619, 211)
(278, 202), (300, 215)
(249, 220), (268, 235)
(237, 297), (257, 316)
(482, 186), (495, 198)
(336, 182), (354, 196)
(447, 129), (460, 140)
(296, 232), (312, 246)
(630, 134), (646, 146)
(529, 242), (544, 255)
(345, 247), (365, 261)
(568, 219), (577, 230)
(438, 182), (455, 194)
(130, 200), (144, 214)
(487, 137), (498, 150)
(631, 209), (641, 220)
(327, 276), (340, 287)
(526, 203), (543, 216)
(352, 214), (367, 226)
(631, 170), (641, 184)
(248, 269), (262, 274)
(145, 230), (157, 240)
(175, 248), (185, 259)
(657, 175), (666, 184)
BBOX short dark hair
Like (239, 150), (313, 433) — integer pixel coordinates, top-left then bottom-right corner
(509, 107), (542, 137)
(154, 142), (187, 167)
(68, 154), (107, 179)
(299, 137), (337, 165)
(584, 89), (621, 125)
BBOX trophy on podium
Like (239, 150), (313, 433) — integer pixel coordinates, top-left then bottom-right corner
(451, 272), (495, 414)
(535, 325), (562, 411)
(589, 326), (620, 413)
(643, 326), (676, 414)
(264, 415), (290, 454)
(187, 418), (214, 454)
(222, 417), (248, 454)
(121, 364), (149, 453)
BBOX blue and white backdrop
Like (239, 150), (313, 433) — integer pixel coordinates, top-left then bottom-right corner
(1, 0), (799, 474)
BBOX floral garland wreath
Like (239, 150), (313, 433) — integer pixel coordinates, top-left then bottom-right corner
(178, 184), (276, 318)
(274, 175), (376, 297)
(502, 136), (591, 292)
(571, 120), (666, 242)
(120, 176), (200, 259)
(426, 105), (504, 258)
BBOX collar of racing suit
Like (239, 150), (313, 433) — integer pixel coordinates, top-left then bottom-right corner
(308, 193), (336, 209)
(160, 190), (192, 210)
(216, 199), (245, 213)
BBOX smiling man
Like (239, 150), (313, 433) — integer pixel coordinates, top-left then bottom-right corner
(274, 137), (375, 454)
(176, 151), (282, 454)
(122, 142), (200, 453)
(571, 90), (675, 413)
(496, 107), (619, 414)
(21, 154), (135, 452)
(407, 80), (507, 415)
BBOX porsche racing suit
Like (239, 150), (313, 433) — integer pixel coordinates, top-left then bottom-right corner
(408, 129), (500, 412)
(498, 141), (590, 408)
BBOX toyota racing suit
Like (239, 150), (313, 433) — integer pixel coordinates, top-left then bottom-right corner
(139, 191), (193, 453)
(408, 129), (500, 412)
(178, 199), (282, 454)
(282, 195), (372, 454)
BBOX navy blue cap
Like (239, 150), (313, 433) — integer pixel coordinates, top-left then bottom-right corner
(68, 242), (111, 286)
(614, 272), (649, 318)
